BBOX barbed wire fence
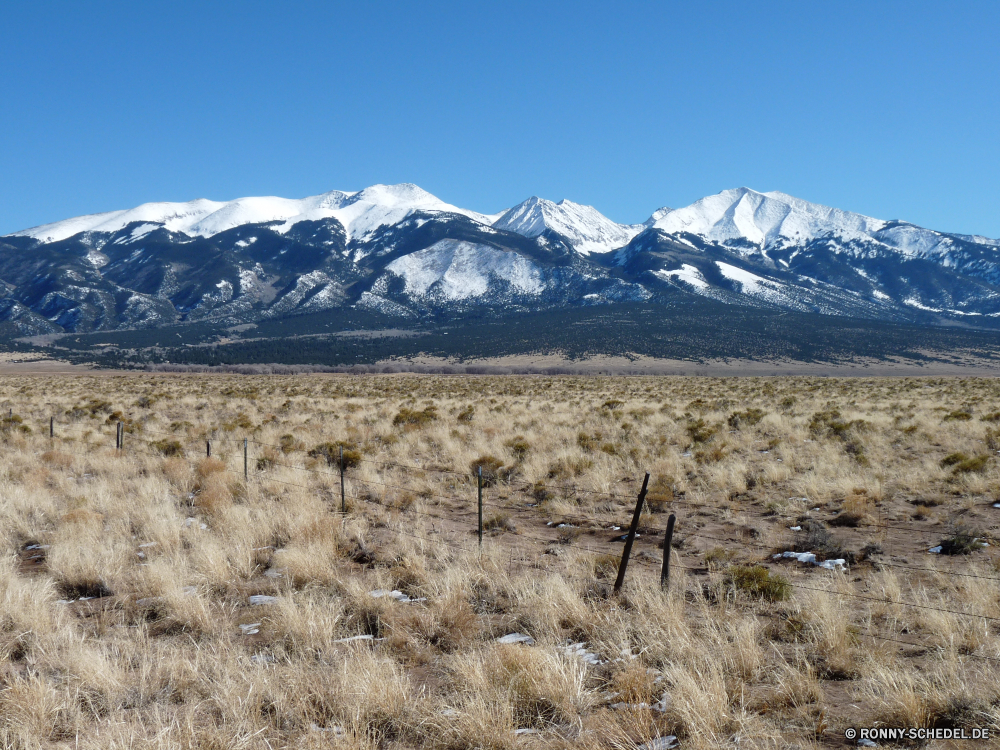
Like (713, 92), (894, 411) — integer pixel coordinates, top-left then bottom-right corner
(27, 413), (1000, 665)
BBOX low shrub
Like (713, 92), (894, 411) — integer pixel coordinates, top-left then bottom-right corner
(726, 565), (790, 602)
(938, 527), (986, 555)
(728, 408), (765, 429)
(151, 438), (184, 457)
(483, 513), (516, 534)
(942, 409), (973, 422)
(686, 418), (718, 444)
(504, 436), (530, 462)
(309, 441), (361, 469)
(470, 455), (505, 486)
(393, 406), (437, 427)
(952, 455), (990, 474)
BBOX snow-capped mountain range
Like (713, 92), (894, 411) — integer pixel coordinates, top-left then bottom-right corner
(2, 183), (999, 336)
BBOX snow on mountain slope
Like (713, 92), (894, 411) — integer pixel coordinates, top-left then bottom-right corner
(13, 184), (493, 244)
(493, 197), (641, 255)
(652, 188), (886, 250)
(653, 264), (708, 289)
(384, 239), (544, 300)
(648, 187), (1000, 261)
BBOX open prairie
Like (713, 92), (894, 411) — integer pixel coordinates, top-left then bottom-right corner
(1, 373), (999, 749)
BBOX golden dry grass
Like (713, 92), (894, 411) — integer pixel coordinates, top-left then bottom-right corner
(0, 373), (998, 748)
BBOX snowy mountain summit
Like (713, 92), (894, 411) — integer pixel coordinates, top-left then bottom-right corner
(492, 196), (642, 255)
(2, 182), (1000, 337)
(14, 183), (493, 245)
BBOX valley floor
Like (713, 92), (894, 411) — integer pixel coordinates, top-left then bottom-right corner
(0, 373), (999, 748)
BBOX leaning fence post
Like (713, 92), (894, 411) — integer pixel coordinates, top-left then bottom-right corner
(339, 445), (346, 514)
(478, 466), (483, 549)
(660, 513), (676, 589)
(614, 472), (650, 594)
(244, 438), (248, 480)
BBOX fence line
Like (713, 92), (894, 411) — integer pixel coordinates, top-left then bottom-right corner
(34, 416), (1000, 635)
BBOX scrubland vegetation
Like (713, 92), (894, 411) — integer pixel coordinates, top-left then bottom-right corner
(1, 373), (1000, 748)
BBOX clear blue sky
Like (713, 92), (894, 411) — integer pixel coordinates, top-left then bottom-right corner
(2, 1), (998, 237)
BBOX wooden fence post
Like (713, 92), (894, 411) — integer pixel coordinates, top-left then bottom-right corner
(660, 513), (676, 589)
(206, 440), (211, 458)
(244, 438), (248, 480)
(614, 472), (650, 594)
(117, 421), (123, 451)
(50, 416), (54, 439)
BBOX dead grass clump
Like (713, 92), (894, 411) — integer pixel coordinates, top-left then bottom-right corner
(591, 553), (621, 580)
(41, 450), (73, 468)
(256, 447), (279, 470)
(195, 456), (226, 479)
(483, 513), (516, 534)
(830, 490), (874, 527)
(193, 473), (233, 515)
(451, 643), (590, 729)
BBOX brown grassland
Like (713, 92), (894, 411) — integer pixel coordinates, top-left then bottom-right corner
(1, 373), (999, 749)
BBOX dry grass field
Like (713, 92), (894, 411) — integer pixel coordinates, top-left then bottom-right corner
(1, 373), (1000, 749)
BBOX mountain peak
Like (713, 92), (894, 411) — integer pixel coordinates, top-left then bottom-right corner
(492, 196), (641, 255)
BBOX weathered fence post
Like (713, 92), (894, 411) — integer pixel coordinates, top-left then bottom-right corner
(614, 472), (650, 594)
(660, 513), (676, 589)
(206, 440), (211, 458)
(116, 421), (123, 451)
(339, 445), (346, 514)
(243, 438), (248, 480)
(477, 466), (483, 549)
(50, 416), (54, 439)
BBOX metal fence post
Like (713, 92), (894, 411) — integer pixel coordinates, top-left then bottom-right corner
(340, 445), (346, 514)
(478, 466), (483, 548)
(614, 472), (650, 594)
(661, 513), (676, 589)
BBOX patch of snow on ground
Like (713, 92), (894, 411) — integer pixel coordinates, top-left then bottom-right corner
(774, 551), (847, 571)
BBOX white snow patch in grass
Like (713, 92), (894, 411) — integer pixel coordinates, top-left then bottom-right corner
(775, 551), (846, 570)
(496, 633), (535, 645)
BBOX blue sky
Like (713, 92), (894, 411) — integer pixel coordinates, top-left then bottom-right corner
(2, 1), (998, 237)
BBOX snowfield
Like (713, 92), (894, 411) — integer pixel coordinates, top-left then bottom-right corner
(385, 239), (544, 300)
